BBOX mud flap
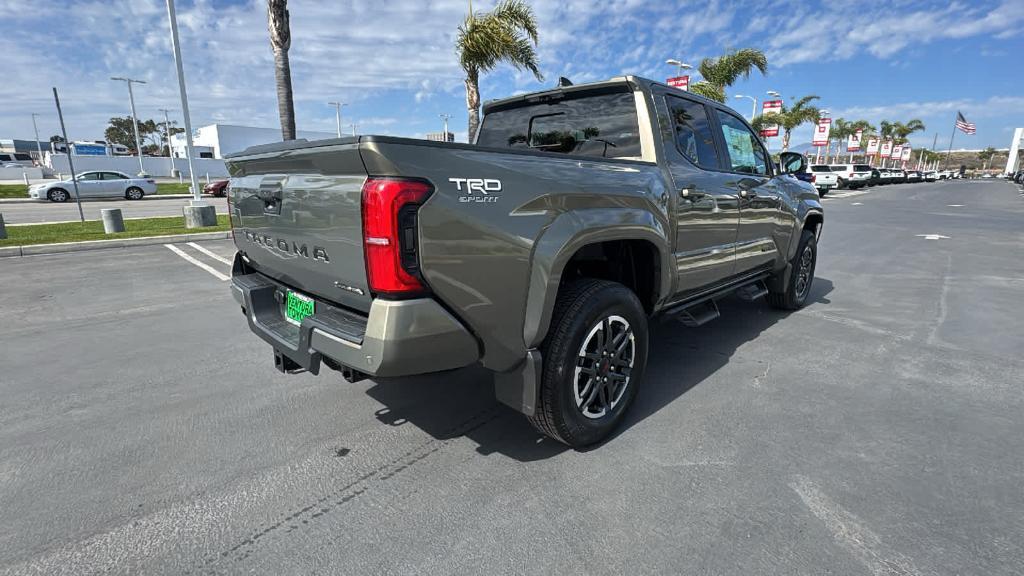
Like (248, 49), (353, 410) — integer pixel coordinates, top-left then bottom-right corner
(494, 349), (542, 416)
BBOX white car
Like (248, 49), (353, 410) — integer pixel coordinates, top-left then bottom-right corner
(28, 171), (158, 202)
(0, 152), (35, 167)
(807, 165), (839, 194)
(829, 164), (872, 189)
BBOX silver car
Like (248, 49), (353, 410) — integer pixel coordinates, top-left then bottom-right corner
(28, 171), (158, 202)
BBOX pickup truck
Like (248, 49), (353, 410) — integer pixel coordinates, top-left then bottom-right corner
(225, 76), (824, 447)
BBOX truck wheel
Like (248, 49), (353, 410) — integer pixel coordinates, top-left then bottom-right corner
(48, 188), (69, 203)
(837, 178), (847, 189)
(768, 229), (817, 310)
(528, 279), (648, 448)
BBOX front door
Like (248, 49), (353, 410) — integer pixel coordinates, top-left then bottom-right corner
(661, 92), (740, 297)
(712, 109), (783, 274)
(75, 172), (103, 197)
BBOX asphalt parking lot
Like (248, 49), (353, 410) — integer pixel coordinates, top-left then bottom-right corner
(0, 196), (229, 224)
(1, 179), (1022, 575)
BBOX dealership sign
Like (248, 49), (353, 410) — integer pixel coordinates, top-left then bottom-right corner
(866, 137), (880, 154)
(811, 118), (832, 146)
(880, 140), (893, 158)
(760, 100), (782, 137)
(900, 146), (912, 161)
(847, 129), (863, 151)
(892, 145), (903, 160)
(667, 76), (689, 91)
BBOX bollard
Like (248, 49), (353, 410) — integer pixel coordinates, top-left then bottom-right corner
(23, 173), (29, 185)
(178, 172), (183, 184)
(205, 172), (210, 185)
(0, 213), (6, 240)
(183, 204), (217, 228)
(101, 208), (125, 234)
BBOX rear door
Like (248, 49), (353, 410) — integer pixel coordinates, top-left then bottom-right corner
(711, 108), (784, 275)
(101, 172), (127, 196)
(660, 91), (740, 295)
(227, 142), (372, 313)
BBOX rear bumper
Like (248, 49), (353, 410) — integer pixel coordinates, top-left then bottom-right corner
(231, 271), (479, 378)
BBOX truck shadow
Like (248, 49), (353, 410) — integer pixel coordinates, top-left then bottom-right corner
(363, 277), (834, 462)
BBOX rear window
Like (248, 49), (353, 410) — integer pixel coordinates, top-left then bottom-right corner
(854, 164), (871, 171)
(810, 166), (831, 172)
(13, 153), (32, 161)
(477, 88), (642, 159)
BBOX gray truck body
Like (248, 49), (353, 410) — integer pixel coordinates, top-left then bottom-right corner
(226, 75), (822, 417)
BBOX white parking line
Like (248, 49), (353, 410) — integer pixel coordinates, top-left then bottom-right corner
(187, 242), (233, 266)
(164, 244), (229, 281)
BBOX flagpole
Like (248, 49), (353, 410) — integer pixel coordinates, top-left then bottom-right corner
(945, 115), (956, 170)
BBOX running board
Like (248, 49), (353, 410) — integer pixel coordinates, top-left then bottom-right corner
(735, 280), (769, 302)
(675, 300), (720, 327)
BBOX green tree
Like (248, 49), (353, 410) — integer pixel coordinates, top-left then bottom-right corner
(751, 95), (819, 151)
(268, 0), (295, 140)
(891, 119), (926, 145)
(689, 48), (768, 103)
(977, 146), (996, 169)
(105, 116), (157, 152)
(457, 0), (542, 143)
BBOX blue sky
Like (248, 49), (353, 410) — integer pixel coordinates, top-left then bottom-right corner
(1, 0), (1022, 152)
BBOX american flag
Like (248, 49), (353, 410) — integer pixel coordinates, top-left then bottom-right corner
(955, 111), (976, 135)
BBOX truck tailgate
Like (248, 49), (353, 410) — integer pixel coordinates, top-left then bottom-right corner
(228, 145), (371, 313)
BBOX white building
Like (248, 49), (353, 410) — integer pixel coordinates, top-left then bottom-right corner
(170, 124), (336, 159)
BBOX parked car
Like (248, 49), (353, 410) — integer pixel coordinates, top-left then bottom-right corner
(807, 165), (839, 194)
(27, 171), (158, 202)
(0, 152), (35, 167)
(204, 179), (229, 197)
(889, 169), (907, 183)
(906, 171), (923, 183)
(924, 171), (938, 182)
(225, 75), (824, 447)
(828, 164), (872, 189)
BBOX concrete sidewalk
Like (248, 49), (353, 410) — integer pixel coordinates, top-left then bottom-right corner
(0, 230), (231, 258)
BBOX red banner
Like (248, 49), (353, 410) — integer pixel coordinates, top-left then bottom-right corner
(666, 76), (689, 91)
(760, 100), (782, 138)
(812, 118), (832, 147)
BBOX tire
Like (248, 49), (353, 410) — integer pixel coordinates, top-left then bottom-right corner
(125, 187), (144, 200)
(528, 279), (649, 448)
(48, 188), (69, 203)
(768, 229), (817, 311)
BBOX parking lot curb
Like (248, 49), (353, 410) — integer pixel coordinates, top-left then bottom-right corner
(1, 231), (232, 258)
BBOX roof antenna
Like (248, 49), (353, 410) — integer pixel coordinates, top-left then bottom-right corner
(557, 76), (573, 87)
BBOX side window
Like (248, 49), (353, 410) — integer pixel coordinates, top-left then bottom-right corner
(714, 110), (770, 176)
(79, 172), (100, 181)
(666, 95), (719, 168)
(103, 172), (125, 180)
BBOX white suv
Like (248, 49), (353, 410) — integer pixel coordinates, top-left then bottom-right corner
(807, 165), (839, 194)
(829, 164), (872, 189)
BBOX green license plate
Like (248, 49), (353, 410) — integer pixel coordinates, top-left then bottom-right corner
(285, 291), (315, 326)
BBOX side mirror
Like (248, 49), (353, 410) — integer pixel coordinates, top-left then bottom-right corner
(779, 151), (805, 174)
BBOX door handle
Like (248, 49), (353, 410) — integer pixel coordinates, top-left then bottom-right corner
(680, 187), (706, 200)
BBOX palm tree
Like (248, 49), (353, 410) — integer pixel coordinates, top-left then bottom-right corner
(689, 48), (768, 103)
(456, 0), (543, 143)
(751, 95), (819, 151)
(891, 119), (926, 145)
(829, 118), (853, 163)
(268, 0), (295, 140)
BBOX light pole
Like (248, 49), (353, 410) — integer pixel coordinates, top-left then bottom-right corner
(164, 0), (202, 206)
(665, 58), (692, 77)
(328, 101), (347, 138)
(734, 95), (757, 121)
(439, 113), (451, 140)
(30, 113), (44, 166)
(110, 76), (147, 176)
(350, 123), (358, 137)
(766, 90), (781, 98)
(158, 108), (176, 176)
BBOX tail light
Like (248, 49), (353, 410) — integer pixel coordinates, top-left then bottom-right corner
(361, 177), (433, 297)
(811, 175), (817, 183)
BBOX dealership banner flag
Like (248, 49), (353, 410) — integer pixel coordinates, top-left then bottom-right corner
(880, 140), (893, 158)
(892, 145), (903, 160)
(900, 146), (912, 161)
(847, 129), (863, 151)
(811, 118), (832, 146)
(760, 100), (782, 138)
(866, 137), (880, 154)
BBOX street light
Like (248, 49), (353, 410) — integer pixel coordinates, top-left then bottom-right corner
(350, 123), (358, 137)
(734, 94), (757, 121)
(328, 101), (347, 138)
(439, 113), (451, 140)
(30, 113), (44, 165)
(110, 76), (148, 176)
(766, 90), (781, 98)
(665, 58), (692, 77)
(164, 0), (202, 206)
(158, 108), (175, 175)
